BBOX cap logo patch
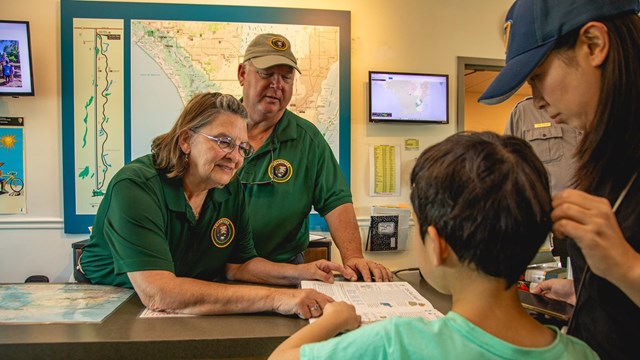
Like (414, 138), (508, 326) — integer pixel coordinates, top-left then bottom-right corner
(269, 37), (288, 51)
(503, 20), (512, 55)
(211, 218), (235, 248)
(268, 159), (293, 183)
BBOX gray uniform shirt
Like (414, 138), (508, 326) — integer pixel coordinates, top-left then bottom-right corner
(504, 97), (582, 195)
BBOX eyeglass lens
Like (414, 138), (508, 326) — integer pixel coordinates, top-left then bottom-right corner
(216, 137), (253, 157)
(194, 131), (253, 157)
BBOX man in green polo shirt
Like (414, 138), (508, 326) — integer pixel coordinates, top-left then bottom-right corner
(237, 33), (392, 282)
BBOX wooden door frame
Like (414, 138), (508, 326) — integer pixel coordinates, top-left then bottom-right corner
(456, 57), (504, 132)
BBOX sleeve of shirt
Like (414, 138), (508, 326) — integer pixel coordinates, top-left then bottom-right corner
(504, 112), (515, 135)
(103, 178), (175, 275)
(505, 103), (520, 136)
(226, 179), (258, 264)
(300, 320), (391, 360)
(505, 100), (528, 137)
(311, 135), (353, 217)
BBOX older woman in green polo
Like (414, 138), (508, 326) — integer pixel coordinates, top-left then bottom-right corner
(80, 92), (345, 318)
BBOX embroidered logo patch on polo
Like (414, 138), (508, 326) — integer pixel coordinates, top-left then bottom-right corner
(211, 218), (235, 248)
(269, 159), (293, 183)
(269, 37), (288, 51)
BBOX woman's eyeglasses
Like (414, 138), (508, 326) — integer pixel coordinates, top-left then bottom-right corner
(193, 131), (254, 158)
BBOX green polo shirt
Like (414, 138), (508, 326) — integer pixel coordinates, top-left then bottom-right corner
(237, 110), (352, 262)
(80, 154), (257, 288)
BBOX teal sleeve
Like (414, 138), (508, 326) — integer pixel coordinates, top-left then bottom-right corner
(301, 320), (391, 360)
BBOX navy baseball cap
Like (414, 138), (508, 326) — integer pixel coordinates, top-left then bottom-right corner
(479, 0), (640, 105)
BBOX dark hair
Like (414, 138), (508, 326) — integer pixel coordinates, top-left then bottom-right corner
(410, 132), (552, 288)
(555, 13), (640, 198)
(151, 92), (248, 178)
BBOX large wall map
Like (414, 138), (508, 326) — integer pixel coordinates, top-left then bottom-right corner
(130, 21), (340, 160)
(61, 0), (351, 233)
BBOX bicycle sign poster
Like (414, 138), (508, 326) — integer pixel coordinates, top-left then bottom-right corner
(0, 116), (26, 214)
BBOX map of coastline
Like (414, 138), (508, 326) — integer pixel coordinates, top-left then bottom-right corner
(62, 3), (350, 233)
(69, 16), (342, 218)
(384, 80), (431, 115)
(130, 21), (341, 160)
(370, 75), (447, 122)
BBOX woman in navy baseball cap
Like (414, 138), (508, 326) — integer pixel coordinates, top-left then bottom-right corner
(480, 1), (640, 358)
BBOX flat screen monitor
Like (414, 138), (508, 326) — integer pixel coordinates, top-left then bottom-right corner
(369, 71), (448, 124)
(0, 20), (35, 96)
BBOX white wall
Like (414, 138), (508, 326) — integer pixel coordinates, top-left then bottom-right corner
(0, 0), (513, 282)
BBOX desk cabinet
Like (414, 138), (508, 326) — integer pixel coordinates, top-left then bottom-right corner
(304, 239), (332, 263)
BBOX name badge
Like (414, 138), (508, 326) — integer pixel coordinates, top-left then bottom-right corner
(534, 122), (551, 128)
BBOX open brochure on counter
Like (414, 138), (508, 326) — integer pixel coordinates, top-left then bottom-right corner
(301, 280), (443, 324)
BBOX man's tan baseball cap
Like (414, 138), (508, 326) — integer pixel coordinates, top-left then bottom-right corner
(243, 33), (301, 74)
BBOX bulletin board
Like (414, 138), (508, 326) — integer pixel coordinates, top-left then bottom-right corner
(60, 0), (351, 233)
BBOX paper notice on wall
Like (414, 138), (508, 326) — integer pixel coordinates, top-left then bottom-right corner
(369, 144), (400, 196)
(404, 138), (419, 151)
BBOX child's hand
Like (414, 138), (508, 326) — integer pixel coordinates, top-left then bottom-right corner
(321, 301), (361, 332)
(269, 301), (362, 359)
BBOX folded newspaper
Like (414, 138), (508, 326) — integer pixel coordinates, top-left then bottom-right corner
(301, 281), (444, 324)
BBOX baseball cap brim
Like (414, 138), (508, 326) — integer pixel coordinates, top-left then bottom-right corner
(251, 55), (301, 74)
(478, 40), (555, 105)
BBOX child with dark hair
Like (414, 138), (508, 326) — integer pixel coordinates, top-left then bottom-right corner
(270, 132), (597, 360)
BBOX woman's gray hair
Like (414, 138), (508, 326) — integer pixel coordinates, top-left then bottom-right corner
(151, 92), (248, 178)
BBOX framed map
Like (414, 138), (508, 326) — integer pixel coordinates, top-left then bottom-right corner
(61, 0), (351, 233)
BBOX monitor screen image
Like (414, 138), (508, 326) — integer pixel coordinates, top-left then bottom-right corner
(0, 20), (35, 96)
(369, 71), (448, 124)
